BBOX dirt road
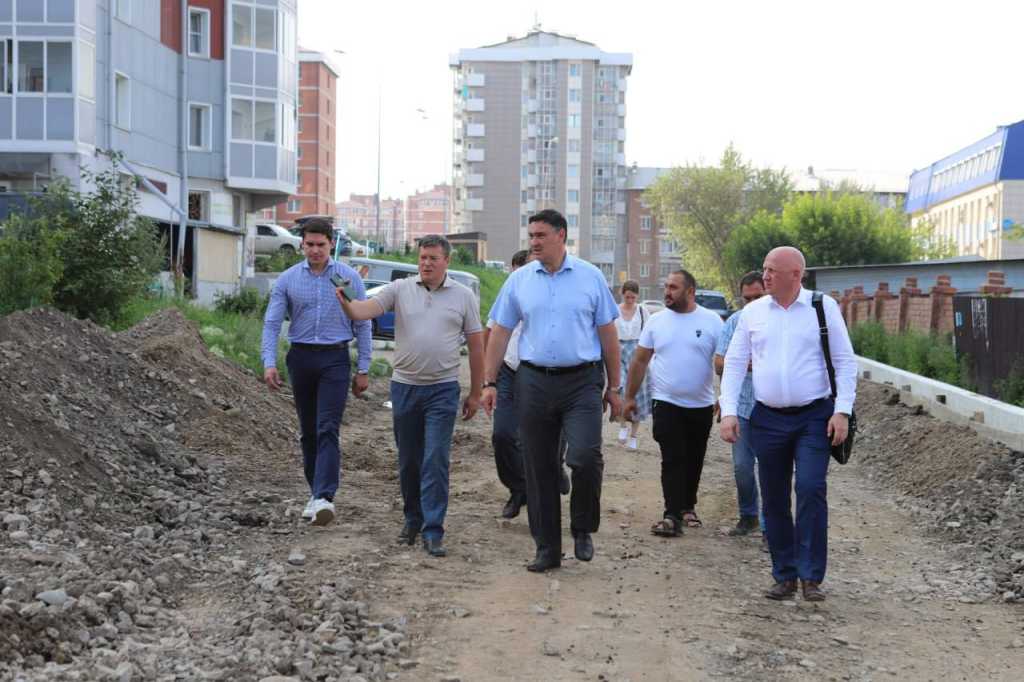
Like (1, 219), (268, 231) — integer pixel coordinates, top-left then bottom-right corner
(284, 356), (1024, 681)
(3, 311), (1022, 681)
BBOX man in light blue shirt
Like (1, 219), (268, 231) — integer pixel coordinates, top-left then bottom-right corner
(261, 219), (372, 527)
(482, 209), (622, 573)
(714, 270), (766, 539)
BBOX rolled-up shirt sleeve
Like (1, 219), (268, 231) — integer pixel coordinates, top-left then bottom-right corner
(349, 271), (373, 373)
(720, 310), (752, 417)
(594, 276), (620, 327)
(824, 296), (857, 415)
(372, 281), (398, 314)
(261, 275), (289, 370)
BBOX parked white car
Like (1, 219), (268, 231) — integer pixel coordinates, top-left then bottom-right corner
(255, 224), (302, 255)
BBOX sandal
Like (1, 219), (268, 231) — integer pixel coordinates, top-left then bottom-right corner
(681, 511), (703, 528)
(650, 517), (682, 537)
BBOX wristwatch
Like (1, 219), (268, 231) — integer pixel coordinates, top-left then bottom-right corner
(482, 381), (498, 389)
(356, 370), (369, 376)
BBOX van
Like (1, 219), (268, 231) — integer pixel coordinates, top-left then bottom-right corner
(347, 257), (480, 301)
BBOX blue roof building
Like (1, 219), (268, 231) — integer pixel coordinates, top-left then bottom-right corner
(906, 120), (1024, 260)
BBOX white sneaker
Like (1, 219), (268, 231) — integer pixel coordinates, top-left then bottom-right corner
(301, 496), (315, 520)
(309, 498), (336, 526)
(627, 437), (638, 450)
(617, 426), (629, 444)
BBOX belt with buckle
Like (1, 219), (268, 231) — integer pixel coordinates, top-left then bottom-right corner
(519, 360), (600, 376)
(291, 342), (349, 352)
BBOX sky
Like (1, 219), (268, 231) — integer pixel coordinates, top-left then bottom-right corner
(297, 0), (1024, 202)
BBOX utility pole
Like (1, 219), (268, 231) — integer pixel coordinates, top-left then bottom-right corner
(176, 0), (189, 295)
(375, 89), (381, 253)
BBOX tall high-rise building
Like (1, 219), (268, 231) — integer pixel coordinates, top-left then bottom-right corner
(264, 49), (338, 224)
(449, 30), (632, 279)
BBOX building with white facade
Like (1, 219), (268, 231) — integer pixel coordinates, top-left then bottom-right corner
(906, 119), (1024, 260)
(449, 30), (632, 278)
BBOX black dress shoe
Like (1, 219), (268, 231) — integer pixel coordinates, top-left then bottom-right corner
(573, 532), (594, 562)
(559, 467), (571, 495)
(526, 551), (561, 573)
(501, 492), (526, 519)
(397, 523), (419, 546)
(422, 537), (447, 557)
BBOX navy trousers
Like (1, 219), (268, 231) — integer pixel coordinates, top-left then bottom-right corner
(750, 399), (832, 583)
(285, 345), (351, 501)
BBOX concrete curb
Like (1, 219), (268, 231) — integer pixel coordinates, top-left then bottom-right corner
(857, 356), (1024, 451)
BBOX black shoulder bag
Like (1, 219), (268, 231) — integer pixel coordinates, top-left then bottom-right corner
(811, 292), (857, 465)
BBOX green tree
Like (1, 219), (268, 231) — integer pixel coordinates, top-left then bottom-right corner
(645, 145), (792, 291)
(0, 210), (67, 315)
(721, 211), (794, 290)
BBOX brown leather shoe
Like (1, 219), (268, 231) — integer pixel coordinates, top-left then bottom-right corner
(764, 580), (798, 600)
(801, 580), (826, 602)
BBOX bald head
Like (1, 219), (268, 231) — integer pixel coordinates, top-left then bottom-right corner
(762, 246), (806, 306)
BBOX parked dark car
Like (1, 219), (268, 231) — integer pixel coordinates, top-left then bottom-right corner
(695, 289), (732, 320)
(364, 283), (395, 339)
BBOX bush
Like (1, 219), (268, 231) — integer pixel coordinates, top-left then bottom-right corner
(214, 287), (269, 317)
(0, 211), (66, 315)
(995, 360), (1024, 407)
(849, 321), (888, 365)
(453, 246), (476, 266)
(853, 322), (966, 388)
(256, 249), (303, 273)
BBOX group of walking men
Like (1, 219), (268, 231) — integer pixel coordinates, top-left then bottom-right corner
(261, 209), (856, 600)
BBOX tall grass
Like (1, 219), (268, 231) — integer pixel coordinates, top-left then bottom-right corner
(850, 321), (970, 389)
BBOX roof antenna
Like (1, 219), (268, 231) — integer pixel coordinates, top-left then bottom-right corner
(532, 11), (541, 32)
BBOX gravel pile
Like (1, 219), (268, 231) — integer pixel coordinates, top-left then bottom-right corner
(0, 308), (402, 681)
(854, 380), (1024, 601)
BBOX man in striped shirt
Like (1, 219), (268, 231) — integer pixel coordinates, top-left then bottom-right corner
(261, 218), (373, 527)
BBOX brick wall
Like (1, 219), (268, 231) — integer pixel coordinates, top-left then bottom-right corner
(837, 271), (1017, 336)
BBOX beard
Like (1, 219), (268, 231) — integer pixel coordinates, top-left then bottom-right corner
(665, 297), (686, 312)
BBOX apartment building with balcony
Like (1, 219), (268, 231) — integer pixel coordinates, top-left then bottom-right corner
(906, 119), (1024, 260)
(263, 48), (336, 224)
(624, 167), (681, 301)
(0, 0), (299, 302)
(449, 30), (632, 279)
(335, 193), (404, 249)
(405, 183), (450, 244)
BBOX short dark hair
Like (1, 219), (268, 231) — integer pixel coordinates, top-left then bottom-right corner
(672, 269), (698, 291)
(300, 218), (334, 241)
(621, 280), (639, 295)
(511, 249), (530, 268)
(528, 209), (568, 235)
(739, 270), (765, 289)
(417, 234), (451, 257)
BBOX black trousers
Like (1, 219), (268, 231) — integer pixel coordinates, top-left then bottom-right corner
(517, 363), (604, 558)
(652, 400), (714, 519)
(491, 362), (527, 496)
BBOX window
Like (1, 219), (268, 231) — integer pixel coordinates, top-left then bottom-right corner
(640, 239), (650, 255)
(568, 139), (580, 153)
(568, 113), (580, 128)
(641, 215), (652, 231)
(659, 263), (673, 277)
(79, 41), (95, 100)
(253, 8), (276, 50)
(189, 103), (211, 149)
(568, 190), (579, 203)
(288, 199), (301, 213)
(1, 40), (10, 94)
(567, 164), (579, 177)
(231, 98), (253, 139)
(569, 89), (581, 103)
(233, 4), (253, 47)
(639, 263), (650, 278)
(569, 63), (580, 77)
(568, 215), (578, 227)
(189, 8), (210, 58)
(18, 41), (43, 92)
(114, 72), (130, 129)
(114, 0), (131, 23)
(297, 146), (302, 160)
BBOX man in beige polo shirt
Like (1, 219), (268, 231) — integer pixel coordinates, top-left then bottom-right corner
(337, 235), (484, 557)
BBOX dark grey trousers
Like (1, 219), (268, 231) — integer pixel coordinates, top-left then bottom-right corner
(516, 363), (605, 558)
(491, 362), (526, 496)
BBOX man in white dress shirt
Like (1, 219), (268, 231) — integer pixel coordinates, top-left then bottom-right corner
(719, 247), (856, 602)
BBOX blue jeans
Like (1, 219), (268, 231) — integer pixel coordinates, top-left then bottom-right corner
(732, 417), (765, 530)
(751, 399), (832, 583)
(390, 380), (460, 541)
(285, 345), (351, 500)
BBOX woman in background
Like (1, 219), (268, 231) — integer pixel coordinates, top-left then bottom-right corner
(615, 280), (651, 450)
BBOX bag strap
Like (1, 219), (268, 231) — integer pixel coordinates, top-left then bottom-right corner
(639, 305), (646, 329)
(812, 291), (838, 399)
